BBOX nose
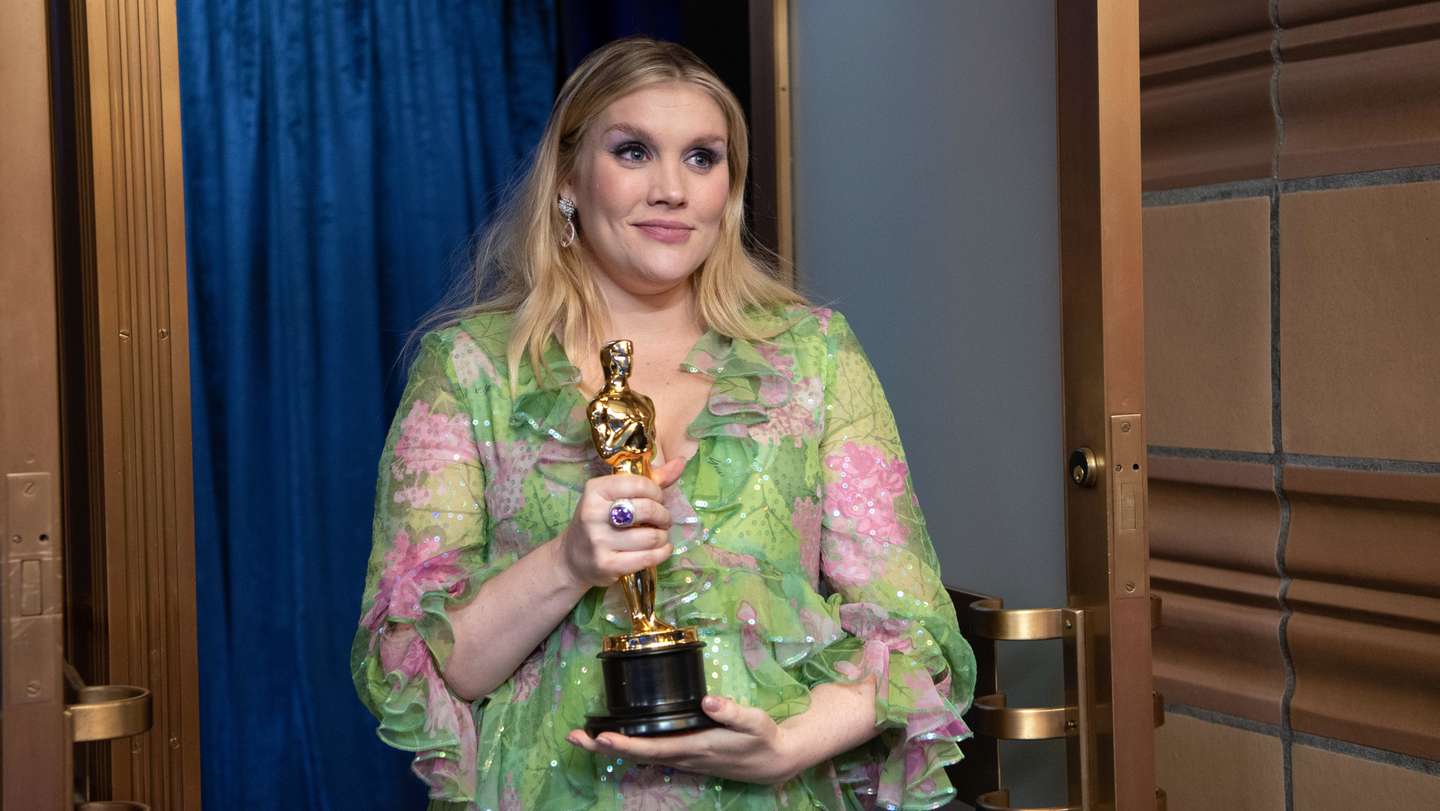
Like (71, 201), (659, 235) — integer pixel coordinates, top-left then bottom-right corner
(647, 160), (686, 208)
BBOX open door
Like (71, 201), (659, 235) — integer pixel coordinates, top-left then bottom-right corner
(3, 2), (201, 808)
(779, 2), (1158, 807)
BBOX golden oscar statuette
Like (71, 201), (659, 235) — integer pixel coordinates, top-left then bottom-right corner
(583, 339), (715, 737)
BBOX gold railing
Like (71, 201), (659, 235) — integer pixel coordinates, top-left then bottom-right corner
(945, 588), (1164, 810)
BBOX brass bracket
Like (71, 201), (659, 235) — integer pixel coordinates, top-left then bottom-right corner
(948, 592), (1102, 809)
(66, 685), (152, 743)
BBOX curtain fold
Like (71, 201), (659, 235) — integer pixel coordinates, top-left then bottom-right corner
(176, 3), (555, 806)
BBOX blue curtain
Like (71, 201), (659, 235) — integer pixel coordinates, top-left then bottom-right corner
(176, 4), (556, 807)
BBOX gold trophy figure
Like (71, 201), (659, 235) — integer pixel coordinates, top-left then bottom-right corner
(584, 339), (713, 736)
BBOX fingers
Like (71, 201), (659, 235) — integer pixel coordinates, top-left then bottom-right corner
(569, 728), (691, 765)
(650, 457), (687, 488)
(583, 476), (671, 529)
(701, 695), (772, 736)
(606, 526), (671, 552)
(591, 472), (664, 504)
(612, 499), (673, 532)
(608, 547), (675, 577)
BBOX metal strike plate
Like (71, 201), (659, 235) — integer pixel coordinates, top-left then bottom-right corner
(1109, 415), (1147, 599)
(6, 471), (54, 553)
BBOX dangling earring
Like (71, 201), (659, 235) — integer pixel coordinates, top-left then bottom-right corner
(558, 197), (577, 248)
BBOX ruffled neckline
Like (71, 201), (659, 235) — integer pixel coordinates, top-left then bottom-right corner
(508, 314), (795, 453)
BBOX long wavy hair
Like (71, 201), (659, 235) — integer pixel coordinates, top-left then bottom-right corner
(420, 36), (805, 390)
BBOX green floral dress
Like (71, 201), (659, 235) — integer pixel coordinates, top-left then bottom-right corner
(352, 306), (975, 810)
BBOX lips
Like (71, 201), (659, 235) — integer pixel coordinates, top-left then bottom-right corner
(633, 221), (694, 245)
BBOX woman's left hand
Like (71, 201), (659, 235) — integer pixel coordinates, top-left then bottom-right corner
(566, 695), (801, 785)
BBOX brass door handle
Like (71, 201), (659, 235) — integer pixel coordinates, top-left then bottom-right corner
(969, 693), (1078, 740)
(961, 597), (1067, 641)
(66, 684), (152, 743)
(975, 789), (1081, 811)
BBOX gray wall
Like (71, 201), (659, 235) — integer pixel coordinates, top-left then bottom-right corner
(789, 1), (1066, 804)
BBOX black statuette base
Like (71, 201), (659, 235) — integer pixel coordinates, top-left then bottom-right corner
(584, 640), (716, 738)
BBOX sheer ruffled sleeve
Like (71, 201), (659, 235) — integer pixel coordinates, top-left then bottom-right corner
(351, 330), (510, 802)
(801, 311), (976, 810)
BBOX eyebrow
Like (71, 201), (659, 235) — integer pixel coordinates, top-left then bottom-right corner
(605, 122), (727, 151)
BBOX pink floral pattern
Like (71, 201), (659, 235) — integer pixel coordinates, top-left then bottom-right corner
(620, 767), (705, 811)
(749, 376), (821, 448)
(391, 400), (478, 480)
(791, 496), (823, 585)
(819, 533), (880, 589)
(736, 601), (767, 669)
(510, 648), (543, 702)
(823, 441), (910, 545)
(450, 330), (501, 389)
(360, 529), (467, 630)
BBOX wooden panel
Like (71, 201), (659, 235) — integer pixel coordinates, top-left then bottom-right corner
(1140, 0), (1273, 189)
(1284, 465), (1440, 759)
(1149, 457), (1286, 723)
(1279, 181), (1440, 461)
(1277, 1), (1440, 178)
(1143, 199), (1273, 453)
(75, 0), (203, 806)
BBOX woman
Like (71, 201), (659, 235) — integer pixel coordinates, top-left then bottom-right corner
(353, 37), (974, 810)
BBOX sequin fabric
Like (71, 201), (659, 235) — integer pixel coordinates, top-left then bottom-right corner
(352, 306), (976, 810)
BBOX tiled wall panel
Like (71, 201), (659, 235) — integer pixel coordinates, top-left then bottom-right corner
(1284, 465), (1440, 758)
(1156, 713), (1286, 811)
(1143, 0), (1273, 54)
(1292, 743), (1440, 811)
(1142, 56), (1273, 190)
(1141, 0), (1273, 189)
(1144, 199), (1273, 453)
(1277, 1), (1440, 178)
(1279, 181), (1440, 461)
(1149, 457), (1286, 722)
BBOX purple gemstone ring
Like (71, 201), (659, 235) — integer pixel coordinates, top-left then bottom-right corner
(608, 499), (637, 529)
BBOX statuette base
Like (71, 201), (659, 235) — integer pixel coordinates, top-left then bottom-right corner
(584, 639), (716, 738)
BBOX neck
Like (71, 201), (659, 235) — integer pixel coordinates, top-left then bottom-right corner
(588, 262), (703, 345)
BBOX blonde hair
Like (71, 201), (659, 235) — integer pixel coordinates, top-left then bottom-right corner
(421, 36), (805, 389)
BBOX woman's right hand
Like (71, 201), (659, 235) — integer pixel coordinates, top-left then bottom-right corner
(558, 457), (688, 589)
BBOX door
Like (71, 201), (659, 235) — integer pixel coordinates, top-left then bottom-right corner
(783, 2), (1156, 808)
(2, 1), (201, 808)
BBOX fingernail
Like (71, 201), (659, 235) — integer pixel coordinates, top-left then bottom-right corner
(702, 696), (720, 711)
(596, 735), (614, 748)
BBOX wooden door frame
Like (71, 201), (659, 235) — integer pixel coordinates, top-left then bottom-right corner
(2, 3), (69, 807)
(49, 0), (202, 807)
(1056, 2), (1155, 809)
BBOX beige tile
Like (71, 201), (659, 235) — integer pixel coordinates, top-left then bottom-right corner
(1156, 713), (1285, 811)
(1144, 199), (1273, 452)
(1280, 181), (1440, 461)
(1293, 743), (1440, 811)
